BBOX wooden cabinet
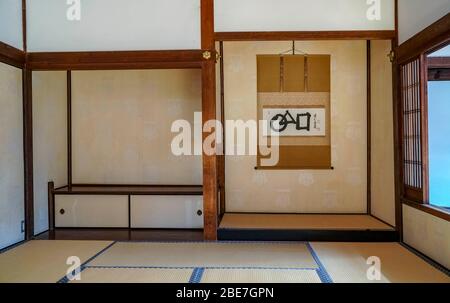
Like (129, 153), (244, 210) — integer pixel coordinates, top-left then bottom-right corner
(55, 195), (128, 228)
(131, 195), (203, 229)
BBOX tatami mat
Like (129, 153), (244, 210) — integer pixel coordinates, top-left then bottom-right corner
(0, 240), (113, 283)
(311, 242), (450, 283)
(200, 268), (321, 283)
(2, 240), (447, 283)
(87, 242), (318, 269)
(220, 214), (394, 230)
(70, 267), (193, 283)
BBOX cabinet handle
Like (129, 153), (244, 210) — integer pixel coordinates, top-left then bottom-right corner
(197, 210), (203, 216)
(59, 209), (65, 215)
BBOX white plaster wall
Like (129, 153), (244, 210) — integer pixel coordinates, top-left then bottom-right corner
(32, 71), (68, 235)
(0, 63), (24, 249)
(224, 41), (367, 213)
(398, 0), (450, 44)
(215, 0), (395, 32)
(370, 40), (395, 226)
(27, 0), (201, 51)
(403, 204), (450, 269)
(0, 0), (23, 49)
(72, 69), (202, 185)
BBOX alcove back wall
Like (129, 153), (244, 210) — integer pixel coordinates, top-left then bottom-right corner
(71, 69), (202, 185)
(224, 41), (367, 213)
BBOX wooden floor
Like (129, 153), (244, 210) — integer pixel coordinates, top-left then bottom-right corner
(35, 229), (204, 242)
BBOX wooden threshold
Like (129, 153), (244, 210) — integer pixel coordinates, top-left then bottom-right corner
(218, 229), (399, 242)
(34, 228), (204, 242)
(214, 30), (396, 41)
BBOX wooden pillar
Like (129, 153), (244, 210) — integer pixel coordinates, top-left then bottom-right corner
(392, 0), (403, 240)
(219, 41), (226, 217)
(48, 181), (55, 232)
(22, 68), (34, 239)
(67, 71), (72, 188)
(201, 0), (218, 240)
(366, 40), (371, 215)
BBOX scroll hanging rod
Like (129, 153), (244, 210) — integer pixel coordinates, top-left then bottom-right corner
(279, 41), (308, 56)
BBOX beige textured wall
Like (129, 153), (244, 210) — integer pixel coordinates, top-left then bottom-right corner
(72, 70), (202, 185)
(403, 204), (450, 268)
(32, 71), (68, 234)
(0, 63), (24, 249)
(370, 40), (396, 225)
(224, 41), (367, 213)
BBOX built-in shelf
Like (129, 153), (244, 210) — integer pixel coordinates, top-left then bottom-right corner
(53, 184), (203, 196)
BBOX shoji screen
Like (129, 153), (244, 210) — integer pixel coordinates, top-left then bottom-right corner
(215, 0), (395, 32)
(400, 57), (428, 202)
(0, 63), (24, 250)
(27, 0), (200, 51)
(0, 0), (23, 49)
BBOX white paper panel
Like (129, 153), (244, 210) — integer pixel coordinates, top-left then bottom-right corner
(215, 0), (395, 32)
(32, 72), (68, 235)
(27, 0), (200, 51)
(398, 0), (450, 44)
(0, 0), (23, 49)
(55, 195), (129, 228)
(0, 63), (24, 249)
(131, 196), (203, 229)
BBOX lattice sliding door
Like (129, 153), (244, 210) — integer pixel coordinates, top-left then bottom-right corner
(399, 56), (428, 203)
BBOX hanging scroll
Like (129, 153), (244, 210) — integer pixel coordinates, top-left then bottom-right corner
(257, 54), (331, 169)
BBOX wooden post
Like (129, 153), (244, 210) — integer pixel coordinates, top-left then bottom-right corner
(201, 0), (218, 240)
(23, 68), (34, 239)
(367, 40), (371, 215)
(219, 41), (226, 218)
(48, 181), (55, 231)
(67, 71), (72, 188)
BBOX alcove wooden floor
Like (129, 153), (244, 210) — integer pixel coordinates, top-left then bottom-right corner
(218, 214), (397, 242)
(220, 214), (394, 230)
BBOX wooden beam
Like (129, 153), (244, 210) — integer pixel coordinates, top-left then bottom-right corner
(428, 68), (450, 81)
(26, 50), (205, 71)
(201, 0), (218, 241)
(397, 13), (450, 64)
(0, 41), (25, 68)
(427, 57), (450, 69)
(22, 68), (34, 239)
(214, 30), (396, 41)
